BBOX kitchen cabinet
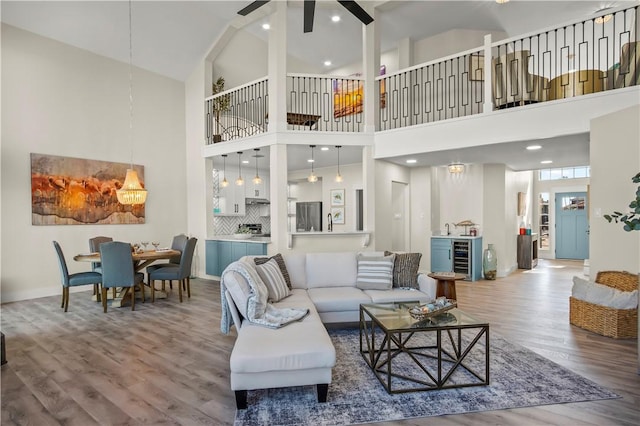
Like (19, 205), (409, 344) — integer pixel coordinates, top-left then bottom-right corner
(248, 174), (269, 201)
(206, 240), (268, 276)
(215, 183), (246, 216)
(430, 237), (483, 281)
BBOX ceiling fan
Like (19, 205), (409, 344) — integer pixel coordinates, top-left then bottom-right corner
(238, 0), (374, 33)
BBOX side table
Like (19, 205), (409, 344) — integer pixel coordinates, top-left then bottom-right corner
(428, 272), (466, 300)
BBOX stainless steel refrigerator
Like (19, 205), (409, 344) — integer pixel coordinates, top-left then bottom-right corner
(296, 201), (322, 232)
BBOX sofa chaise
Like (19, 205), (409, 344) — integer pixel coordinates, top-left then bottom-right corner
(221, 251), (437, 409)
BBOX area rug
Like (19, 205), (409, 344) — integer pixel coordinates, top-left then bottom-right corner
(234, 328), (618, 425)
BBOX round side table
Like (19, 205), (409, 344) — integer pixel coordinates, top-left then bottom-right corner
(427, 272), (467, 300)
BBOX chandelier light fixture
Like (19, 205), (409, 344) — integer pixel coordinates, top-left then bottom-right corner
(117, 0), (147, 205)
(236, 152), (244, 186)
(335, 145), (343, 183)
(308, 145), (318, 183)
(448, 163), (465, 174)
(220, 154), (229, 188)
(595, 8), (613, 24)
(253, 148), (263, 185)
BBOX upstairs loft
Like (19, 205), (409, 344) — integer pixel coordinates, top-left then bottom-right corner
(203, 5), (640, 162)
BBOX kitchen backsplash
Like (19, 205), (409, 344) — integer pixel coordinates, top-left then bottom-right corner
(213, 204), (271, 235)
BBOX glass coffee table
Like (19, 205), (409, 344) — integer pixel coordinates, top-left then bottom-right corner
(359, 302), (489, 394)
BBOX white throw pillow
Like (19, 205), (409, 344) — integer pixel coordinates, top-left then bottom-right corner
(255, 258), (291, 302)
(571, 276), (590, 301)
(356, 253), (395, 290)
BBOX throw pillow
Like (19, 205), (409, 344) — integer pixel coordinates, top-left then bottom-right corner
(254, 253), (292, 289)
(356, 253), (395, 290)
(255, 258), (291, 302)
(385, 251), (422, 289)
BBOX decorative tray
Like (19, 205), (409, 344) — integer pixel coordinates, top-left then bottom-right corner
(408, 297), (457, 320)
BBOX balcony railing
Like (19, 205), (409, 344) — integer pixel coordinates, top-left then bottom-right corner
(205, 5), (638, 142)
(492, 5), (638, 108)
(377, 49), (485, 131)
(205, 78), (268, 144)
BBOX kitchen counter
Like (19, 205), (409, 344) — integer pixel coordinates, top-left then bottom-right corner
(287, 231), (371, 249)
(432, 235), (482, 240)
(208, 235), (271, 243)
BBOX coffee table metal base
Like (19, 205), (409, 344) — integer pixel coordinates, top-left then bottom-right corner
(359, 308), (489, 394)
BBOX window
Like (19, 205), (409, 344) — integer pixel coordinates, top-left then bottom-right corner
(538, 166), (590, 181)
(539, 192), (550, 250)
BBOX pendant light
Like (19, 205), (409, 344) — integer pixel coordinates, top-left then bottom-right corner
(236, 152), (244, 186)
(252, 148), (263, 185)
(308, 145), (318, 183)
(335, 145), (343, 183)
(116, 0), (147, 205)
(220, 154), (229, 188)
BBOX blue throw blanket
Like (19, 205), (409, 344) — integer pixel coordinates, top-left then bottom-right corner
(220, 260), (308, 335)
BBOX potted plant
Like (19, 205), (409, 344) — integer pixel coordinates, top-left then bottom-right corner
(211, 76), (231, 143)
(604, 171), (640, 231)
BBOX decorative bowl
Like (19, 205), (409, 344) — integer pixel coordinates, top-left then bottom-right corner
(233, 233), (253, 240)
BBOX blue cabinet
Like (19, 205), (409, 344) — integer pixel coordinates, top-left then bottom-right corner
(431, 239), (453, 272)
(205, 240), (267, 276)
(431, 237), (482, 281)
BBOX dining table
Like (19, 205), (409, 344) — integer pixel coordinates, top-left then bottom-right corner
(74, 248), (181, 308)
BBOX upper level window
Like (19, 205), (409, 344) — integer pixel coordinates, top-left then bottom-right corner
(538, 166), (590, 181)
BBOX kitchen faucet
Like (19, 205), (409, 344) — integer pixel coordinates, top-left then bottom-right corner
(445, 223), (451, 235)
(327, 213), (333, 232)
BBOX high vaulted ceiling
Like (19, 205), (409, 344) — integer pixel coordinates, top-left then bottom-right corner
(2, 1), (636, 172)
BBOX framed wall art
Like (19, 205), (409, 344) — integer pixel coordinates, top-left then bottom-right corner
(331, 189), (345, 206)
(30, 153), (145, 225)
(331, 207), (345, 225)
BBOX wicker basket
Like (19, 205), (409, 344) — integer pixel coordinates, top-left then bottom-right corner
(569, 270), (639, 339)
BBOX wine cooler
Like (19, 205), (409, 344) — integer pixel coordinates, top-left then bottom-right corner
(453, 240), (471, 279)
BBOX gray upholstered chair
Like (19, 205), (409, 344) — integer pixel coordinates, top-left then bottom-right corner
(492, 50), (549, 108)
(146, 234), (188, 290)
(149, 237), (197, 303)
(88, 236), (113, 272)
(88, 236), (113, 297)
(53, 241), (102, 312)
(607, 41), (640, 90)
(99, 241), (145, 312)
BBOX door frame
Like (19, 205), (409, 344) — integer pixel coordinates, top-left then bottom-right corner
(546, 184), (589, 259)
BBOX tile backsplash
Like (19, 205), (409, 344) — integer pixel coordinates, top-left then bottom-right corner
(213, 204), (271, 235)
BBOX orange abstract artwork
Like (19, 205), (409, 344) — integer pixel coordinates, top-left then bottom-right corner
(333, 65), (386, 119)
(30, 153), (145, 225)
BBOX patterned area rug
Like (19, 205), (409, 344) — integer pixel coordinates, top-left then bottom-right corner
(234, 328), (618, 425)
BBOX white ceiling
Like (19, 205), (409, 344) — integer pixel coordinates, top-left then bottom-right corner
(3, 0), (633, 171)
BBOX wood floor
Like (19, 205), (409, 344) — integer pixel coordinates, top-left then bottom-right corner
(2, 259), (639, 425)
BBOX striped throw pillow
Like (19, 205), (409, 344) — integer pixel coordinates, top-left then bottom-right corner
(254, 253), (292, 289)
(255, 258), (291, 302)
(356, 254), (395, 290)
(385, 251), (422, 289)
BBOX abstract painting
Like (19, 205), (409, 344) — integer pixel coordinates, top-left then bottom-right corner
(31, 153), (145, 225)
(333, 65), (386, 118)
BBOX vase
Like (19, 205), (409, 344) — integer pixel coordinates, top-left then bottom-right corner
(483, 244), (497, 280)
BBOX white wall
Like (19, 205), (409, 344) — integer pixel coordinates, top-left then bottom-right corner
(1, 24), (187, 302)
(410, 167), (432, 270)
(437, 164), (484, 235)
(413, 29), (507, 64)
(590, 105), (640, 275)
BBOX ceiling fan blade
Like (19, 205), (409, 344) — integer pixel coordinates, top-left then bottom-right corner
(237, 1), (270, 16)
(303, 0), (316, 33)
(337, 0), (374, 25)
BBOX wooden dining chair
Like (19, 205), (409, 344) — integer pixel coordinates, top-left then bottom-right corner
(52, 241), (103, 312)
(148, 238), (197, 303)
(99, 241), (145, 312)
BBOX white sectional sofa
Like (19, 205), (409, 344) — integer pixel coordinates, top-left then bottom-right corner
(221, 251), (437, 409)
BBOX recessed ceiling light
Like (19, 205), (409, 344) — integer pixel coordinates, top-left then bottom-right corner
(406, 159), (417, 164)
(540, 160), (553, 164)
(262, 23), (270, 30)
(526, 145), (542, 150)
(331, 15), (341, 22)
(321, 147), (329, 151)
(323, 60), (332, 67)
(495, 0), (510, 4)
(242, 160), (250, 164)
(307, 159), (315, 163)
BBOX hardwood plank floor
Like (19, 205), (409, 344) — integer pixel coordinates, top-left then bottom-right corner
(2, 259), (639, 425)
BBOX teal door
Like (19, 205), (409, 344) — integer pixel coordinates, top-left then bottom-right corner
(555, 192), (589, 259)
